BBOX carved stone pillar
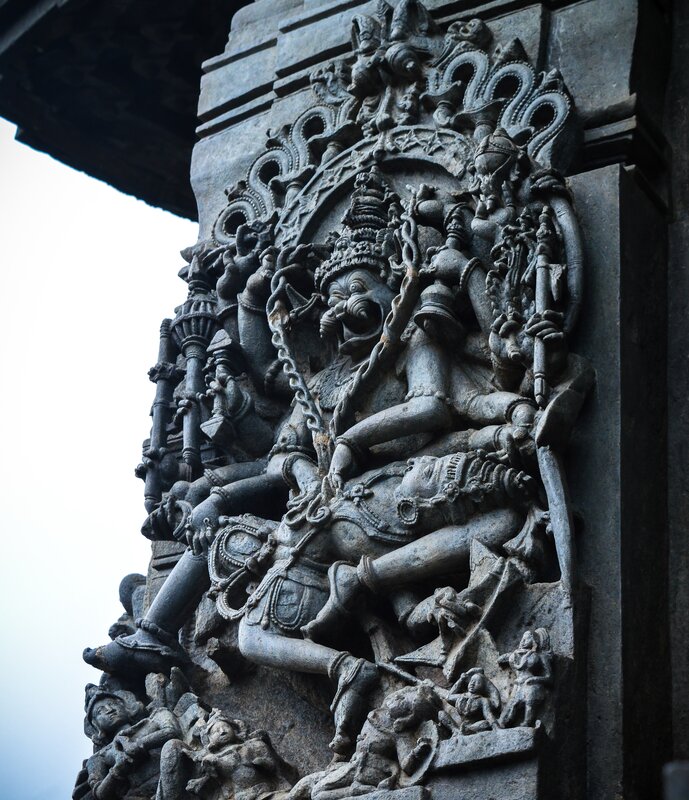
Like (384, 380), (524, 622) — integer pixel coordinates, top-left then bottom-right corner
(77, 3), (678, 800)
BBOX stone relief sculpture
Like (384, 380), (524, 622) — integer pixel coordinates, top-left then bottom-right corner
(78, 3), (592, 798)
(498, 628), (553, 729)
(74, 669), (198, 800)
(156, 710), (295, 800)
(446, 667), (502, 734)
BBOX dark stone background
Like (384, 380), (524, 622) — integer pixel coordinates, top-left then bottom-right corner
(0, 0), (251, 218)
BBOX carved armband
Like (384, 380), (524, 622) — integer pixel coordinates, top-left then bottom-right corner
(458, 257), (483, 296)
(335, 434), (369, 465)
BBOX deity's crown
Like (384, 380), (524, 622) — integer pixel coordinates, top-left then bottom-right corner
(315, 166), (400, 291)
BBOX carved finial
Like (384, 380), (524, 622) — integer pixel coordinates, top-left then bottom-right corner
(314, 166), (400, 290)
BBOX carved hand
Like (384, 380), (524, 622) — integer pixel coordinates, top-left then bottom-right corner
(201, 754), (220, 778)
(489, 311), (525, 365)
(525, 309), (567, 378)
(121, 740), (146, 761)
(187, 514), (219, 556)
(525, 309), (564, 346)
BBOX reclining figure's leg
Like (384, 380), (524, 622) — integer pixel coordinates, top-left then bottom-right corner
(303, 508), (521, 641)
(83, 471), (287, 676)
(238, 619), (377, 756)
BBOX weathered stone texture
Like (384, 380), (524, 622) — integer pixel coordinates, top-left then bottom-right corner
(69, 3), (682, 800)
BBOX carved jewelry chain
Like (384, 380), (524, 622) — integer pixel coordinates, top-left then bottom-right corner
(331, 207), (422, 438)
(267, 267), (332, 473)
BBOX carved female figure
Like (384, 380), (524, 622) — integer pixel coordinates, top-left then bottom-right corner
(446, 668), (502, 734)
(498, 628), (553, 728)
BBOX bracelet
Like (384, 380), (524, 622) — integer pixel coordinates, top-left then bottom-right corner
(357, 556), (382, 594)
(210, 484), (233, 505)
(505, 397), (536, 423)
(204, 468), (224, 488)
(268, 442), (313, 459)
(237, 292), (266, 314)
(404, 387), (454, 407)
(458, 257), (483, 295)
(281, 452), (316, 493)
(493, 425), (506, 451)
(335, 435), (368, 464)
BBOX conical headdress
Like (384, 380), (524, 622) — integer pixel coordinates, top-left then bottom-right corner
(315, 166), (401, 291)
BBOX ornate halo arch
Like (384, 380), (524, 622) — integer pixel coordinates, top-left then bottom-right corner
(210, 7), (575, 251)
(282, 126), (475, 247)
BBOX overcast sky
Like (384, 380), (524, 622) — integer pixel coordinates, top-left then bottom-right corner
(0, 118), (197, 800)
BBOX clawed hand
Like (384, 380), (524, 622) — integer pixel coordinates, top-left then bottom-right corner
(489, 311), (524, 363)
(491, 311), (523, 339)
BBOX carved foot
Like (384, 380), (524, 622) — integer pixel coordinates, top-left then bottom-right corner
(83, 627), (188, 676)
(329, 654), (378, 755)
(301, 562), (361, 641)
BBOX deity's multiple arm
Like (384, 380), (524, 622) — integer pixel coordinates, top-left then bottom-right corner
(237, 251), (292, 399)
(76, 6), (602, 797)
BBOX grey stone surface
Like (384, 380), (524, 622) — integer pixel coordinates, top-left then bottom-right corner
(69, 2), (681, 800)
(664, 762), (689, 800)
(428, 758), (539, 800)
(434, 726), (538, 769)
(567, 163), (671, 799)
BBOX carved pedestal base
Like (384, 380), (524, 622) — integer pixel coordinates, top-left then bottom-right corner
(428, 758), (540, 800)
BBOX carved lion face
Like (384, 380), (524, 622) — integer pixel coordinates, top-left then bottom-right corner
(321, 269), (394, 358)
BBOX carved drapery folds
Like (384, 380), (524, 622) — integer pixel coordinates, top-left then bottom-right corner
(79, 3), (592, 799)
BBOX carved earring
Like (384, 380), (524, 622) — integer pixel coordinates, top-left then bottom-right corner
(397, 497), (419, 526)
